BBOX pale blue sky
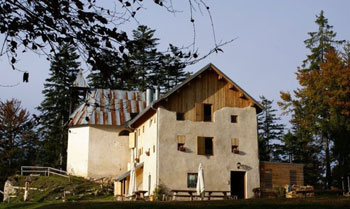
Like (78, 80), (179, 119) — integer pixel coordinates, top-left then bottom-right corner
(1, 0), (350, 127)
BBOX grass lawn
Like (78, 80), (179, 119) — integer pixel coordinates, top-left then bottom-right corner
(1, 197), (350, 209)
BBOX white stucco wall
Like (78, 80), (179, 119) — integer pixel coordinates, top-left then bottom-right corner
(157, 106), (260, 199)
(88, 126), (130, 179)
(67, 126), (89, 177)
(131, 114), (158, 195)
(67, 125), (130, 179)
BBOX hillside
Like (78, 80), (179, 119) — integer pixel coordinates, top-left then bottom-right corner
(2, 175), (113, 203)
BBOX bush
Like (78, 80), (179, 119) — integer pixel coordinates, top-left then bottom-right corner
(274, 186), (286, 198)
(252, 187), (261, 198)
(153, 183), (170, 201)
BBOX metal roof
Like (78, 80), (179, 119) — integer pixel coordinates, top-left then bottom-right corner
(69, 89), (146, 126)
(115, 163), (144, 181)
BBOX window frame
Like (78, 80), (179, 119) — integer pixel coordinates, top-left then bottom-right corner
(231, 115), (238, 123)
(176, 112), (185, 121)
(203, 104), (212, 122)
(197, 137), (214, 156)
(187, 173), (198, 188)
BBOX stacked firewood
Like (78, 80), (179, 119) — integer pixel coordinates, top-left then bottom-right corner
(285, 185), (314, 198)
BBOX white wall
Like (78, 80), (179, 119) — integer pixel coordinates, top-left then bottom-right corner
(157, 106), (260, 199)
(67, 126), (89, 177)
(67, 125), (130, 179)
(131, 113), (158, 195)
(88, 126), (130, 179)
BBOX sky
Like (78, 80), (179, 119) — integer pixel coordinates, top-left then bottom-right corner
(1, 0), (350, 128)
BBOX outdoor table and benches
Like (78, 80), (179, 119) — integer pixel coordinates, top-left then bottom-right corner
(171, 190), (231, 200)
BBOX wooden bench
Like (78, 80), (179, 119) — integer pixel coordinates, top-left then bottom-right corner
(205, 191), (231, 200)
(171, 190), (198, 200)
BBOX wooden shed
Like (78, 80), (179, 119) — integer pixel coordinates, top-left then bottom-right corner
(260, 161), (304, 191)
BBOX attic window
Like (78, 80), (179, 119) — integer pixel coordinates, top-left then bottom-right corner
(130, 113), (138, 120)
(119, 130), (130, 136)
(203, 104), (212, 122)
(176, 112), (185, 121)
(231, 115), (238, 123)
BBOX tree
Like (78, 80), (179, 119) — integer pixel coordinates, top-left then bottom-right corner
(0, 1), (229, 84)
(88, 25), (190, 92)
(0, 99), (38, 188)
(279, 11), (345, 188)
(257, 96), (284, 161)
(37, 44), (81, 169)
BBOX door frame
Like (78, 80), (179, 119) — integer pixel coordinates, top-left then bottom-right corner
(230, 170), (246, 199)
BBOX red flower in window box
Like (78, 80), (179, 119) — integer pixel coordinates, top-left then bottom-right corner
(134, 157), (140, 163)
(179, 145), (186, 152)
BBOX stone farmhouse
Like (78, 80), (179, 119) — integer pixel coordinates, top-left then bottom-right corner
(66, 63), (304, 199)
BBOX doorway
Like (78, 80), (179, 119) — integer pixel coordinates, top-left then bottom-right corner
(230, 171), (245, 199)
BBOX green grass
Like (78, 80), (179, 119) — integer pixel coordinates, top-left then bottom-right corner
(1, 197), (350, 209)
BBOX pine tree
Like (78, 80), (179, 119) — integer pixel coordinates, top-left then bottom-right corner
(88, 25), (190, 92)
(37, 44), (81, 169)
(279, 11), (345, 188)
(257, 96), (284, 161)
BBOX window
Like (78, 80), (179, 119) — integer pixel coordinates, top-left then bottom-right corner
(265, 169), (272, 189)
(231, 115), (238, 123)
(130, 113), (138, 120)
(203, 104), (212, 122)
(177, 135), (185, 151)
(187, 173), (198, 188)
(176, 112), (185, 121)
(142, 125), (145, 133)
(290, 170), (297, 185)
(231, 138), (239, 153)
(119, 130), (130, 136)
(198, 137), (213, 155)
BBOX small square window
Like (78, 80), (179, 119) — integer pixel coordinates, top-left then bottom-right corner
(176, 112), (185, 121)
(231, 115), (238, 123)
(177, 135), (186, 151)
(187, 173), (198, 188)
(231, 138), (239, 153)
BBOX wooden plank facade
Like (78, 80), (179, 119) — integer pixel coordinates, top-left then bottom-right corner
(260, 161), (304, 190)
(160, 68), (257, 121)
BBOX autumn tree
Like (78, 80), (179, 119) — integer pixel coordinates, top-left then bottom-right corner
(279, 11), (345, 188)
(0, 99), (38, 188)
(257, 96), (284, 161)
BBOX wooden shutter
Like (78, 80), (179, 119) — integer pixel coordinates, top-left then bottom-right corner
(197, 137), (205, 155)
(195, 103), (204, 121)
(177, 135), (186, 144)
(129, 132), (136, 148)
(231, 138), (239, 146)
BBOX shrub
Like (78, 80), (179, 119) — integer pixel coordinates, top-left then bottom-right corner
(274, 186), (286, 198)
(153, 183), (170, 201)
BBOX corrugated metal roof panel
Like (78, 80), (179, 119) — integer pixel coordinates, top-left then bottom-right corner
(69, 89), (146, 126)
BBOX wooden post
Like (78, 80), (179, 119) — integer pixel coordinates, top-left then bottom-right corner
(172, 191), (176, 200)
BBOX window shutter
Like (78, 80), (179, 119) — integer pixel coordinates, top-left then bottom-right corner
(195, 103), (204, 121)
(231, 138), (239, 146)
(129, 132), (136, 148)
(197, 137), (205, 155)
(177, 135), (186, 144)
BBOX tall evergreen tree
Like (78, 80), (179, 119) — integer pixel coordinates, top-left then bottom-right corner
(279, 11), (346, 188)
(88, 25), (190, 92)
(37, 44), (81, 169)
(257, 96), (284, 161)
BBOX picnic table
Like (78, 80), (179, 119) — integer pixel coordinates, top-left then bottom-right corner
(134, 190), (148, 200)
(171, 190), (232, 200)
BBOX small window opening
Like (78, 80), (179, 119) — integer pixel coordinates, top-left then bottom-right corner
(177, 135), (186, 151)
(231, 138), (239, 153)
(119, 130), (130, 136)
(198, 137), (213, 155)
(231, 115), (238, 123)
(176, 112), (185, 121)
(265, 169), (272, 189)
(130, 113), (138, 120)
(204, 104), (212, 122)
(290, 170), (297, 185)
